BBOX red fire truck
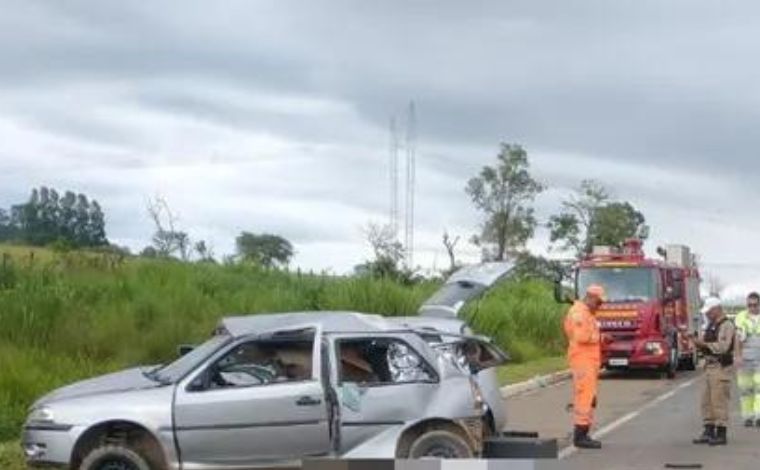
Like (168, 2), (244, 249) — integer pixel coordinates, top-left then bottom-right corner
(556, 239), (702, 378)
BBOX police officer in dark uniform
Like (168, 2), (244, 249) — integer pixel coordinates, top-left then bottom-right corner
(691, 297), (737, 446)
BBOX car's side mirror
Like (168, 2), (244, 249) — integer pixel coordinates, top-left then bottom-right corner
(178, 344), (195, 357)
(186, 371), (208, 392)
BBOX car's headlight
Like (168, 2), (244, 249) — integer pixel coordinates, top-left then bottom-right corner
(27, 407), (55, 424)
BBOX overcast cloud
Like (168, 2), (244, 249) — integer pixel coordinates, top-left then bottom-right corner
(3, 0), (760, 300)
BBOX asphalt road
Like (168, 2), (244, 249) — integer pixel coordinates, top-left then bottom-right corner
(503, 369), (760, 469)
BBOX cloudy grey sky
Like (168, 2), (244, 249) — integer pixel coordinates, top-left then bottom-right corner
(2, 0), (760, 299)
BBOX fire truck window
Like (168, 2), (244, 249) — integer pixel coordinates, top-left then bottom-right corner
(578, 267), (658, 303)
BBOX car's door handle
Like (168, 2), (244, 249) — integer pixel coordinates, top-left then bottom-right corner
(296, 396), (322, 406)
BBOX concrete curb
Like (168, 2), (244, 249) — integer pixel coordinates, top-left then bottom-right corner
(500, 369), (572, 398)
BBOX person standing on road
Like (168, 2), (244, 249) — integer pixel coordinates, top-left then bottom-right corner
(691, 297), (736, 446)
(736, 292), (760, 427)
(564, 284), (606, 449)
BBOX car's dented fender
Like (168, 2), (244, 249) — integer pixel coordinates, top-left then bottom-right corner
(45, 386), (178, 467)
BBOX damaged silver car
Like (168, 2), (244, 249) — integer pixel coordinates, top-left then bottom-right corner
(395, 261), (517, 434)
(22, 311), (508, 469)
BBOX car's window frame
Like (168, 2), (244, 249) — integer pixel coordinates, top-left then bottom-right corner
(333, 335), (440, 387)
(186, 330), (320, 393)
(154, 334), (233, 384)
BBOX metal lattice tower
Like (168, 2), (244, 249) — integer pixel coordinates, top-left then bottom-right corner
(404, 101), (416, 269)
(388, 118), (400, 239)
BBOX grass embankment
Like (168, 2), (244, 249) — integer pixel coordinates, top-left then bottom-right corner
(0, 440), (24, 470)
(0, 244), (566, 458)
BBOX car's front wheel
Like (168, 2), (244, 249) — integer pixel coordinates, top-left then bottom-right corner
(408, 430), (474, 459)
(78, 444), (151, 470)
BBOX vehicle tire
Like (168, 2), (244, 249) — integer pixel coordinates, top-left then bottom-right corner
(408, 430), (474, 459)
(664, 340), (678, 379)
(78, 444), (151, 470)
(680, 348), (698, 371)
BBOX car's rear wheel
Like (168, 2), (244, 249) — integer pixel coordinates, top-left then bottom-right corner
(408, 430), (474, 459)
(79, 444), (151, 470)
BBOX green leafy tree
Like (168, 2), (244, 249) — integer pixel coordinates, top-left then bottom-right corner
(87, 201), (108, 246)
(140, 246), (159, 258)
(6, 187), (108, 247)
(547, 179), (609, 256)
(548, 180), (646, 256)
(60, 191), (77, 241)
(236, 232), (294, 268)
(511, 252), (567, 281)
(590, 202), (646, 247)
(0, 208), (16, 241)
(466, 143), (544, 261)
(73, 194), (91, 246)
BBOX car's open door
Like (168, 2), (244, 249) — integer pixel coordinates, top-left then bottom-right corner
(418, 262), (515, 319)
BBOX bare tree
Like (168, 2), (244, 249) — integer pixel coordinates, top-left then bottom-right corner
(194, 240), (215, 262)
(442, 231), (460, 273)
(365, 223), (404, 264)
(355, 222), (405, 278)
(146, 196), (190, 260)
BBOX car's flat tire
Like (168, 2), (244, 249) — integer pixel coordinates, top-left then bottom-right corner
(408, 430), (474, 459)
(78, 444), (152, 470)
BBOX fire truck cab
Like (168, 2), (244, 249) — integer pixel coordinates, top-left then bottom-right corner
(557, 239), (701, 378)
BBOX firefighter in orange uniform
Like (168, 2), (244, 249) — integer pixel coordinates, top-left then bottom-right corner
(564, 284), (606, 449)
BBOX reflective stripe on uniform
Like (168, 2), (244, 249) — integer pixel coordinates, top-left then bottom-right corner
(738, 363), (760, 419)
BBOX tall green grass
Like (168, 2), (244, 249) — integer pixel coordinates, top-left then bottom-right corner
(0, 248), (564, 441)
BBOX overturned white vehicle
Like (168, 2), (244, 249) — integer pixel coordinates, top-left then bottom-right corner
(22, 263), (555, 469)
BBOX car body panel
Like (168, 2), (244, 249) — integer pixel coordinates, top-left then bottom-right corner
(23, 311), (488, 468)
(394, 262), (517, 432)
(174, 380), (330, 465)
(418, 262), (515, 318)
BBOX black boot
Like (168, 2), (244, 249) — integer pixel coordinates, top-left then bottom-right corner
(693, 424), (714, 444)
(755, 419), (760, 428)
(573, 425), (602, 449)
(709, 426), (727, 446)
(744, 418), (754, 428)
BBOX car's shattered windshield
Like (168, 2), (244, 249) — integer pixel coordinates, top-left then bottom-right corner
(149, 334), (232, 384)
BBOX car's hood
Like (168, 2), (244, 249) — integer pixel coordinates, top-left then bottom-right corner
(418, 262), (515, 319)
(34, 365), (165, 407)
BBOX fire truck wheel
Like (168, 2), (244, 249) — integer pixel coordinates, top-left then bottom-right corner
(680, 348), (698, 371)
(664, 340), (678, 379)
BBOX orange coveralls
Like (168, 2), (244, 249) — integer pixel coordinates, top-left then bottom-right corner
(564, 300), (601, 427)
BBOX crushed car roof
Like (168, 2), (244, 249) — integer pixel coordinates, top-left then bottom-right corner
(219, 311), (420, 337)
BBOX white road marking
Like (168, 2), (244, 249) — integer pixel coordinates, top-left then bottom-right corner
(558, 376), (700, 460)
